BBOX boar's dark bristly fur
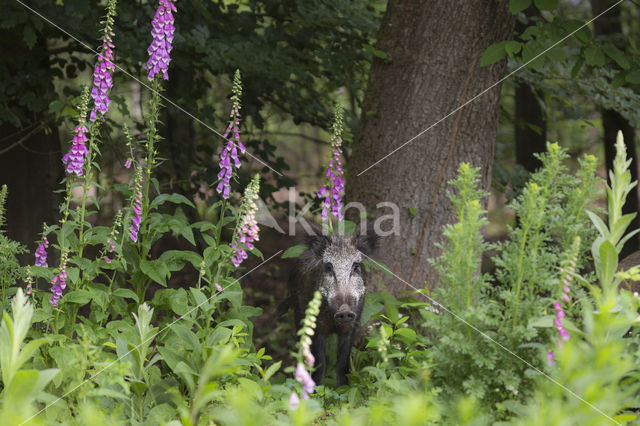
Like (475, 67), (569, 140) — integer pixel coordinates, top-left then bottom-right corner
(288, 228), (379, 387)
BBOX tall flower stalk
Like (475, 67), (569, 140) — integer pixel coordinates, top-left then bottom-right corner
(62, 89), (90, 176)
(317, 104), (345, 230)
(90, 0), (117, 122)
(217, 70), (246, 200)
(231, 175), (260, 267)
(290, 290), (321, 409)
(146, 0), (177, 81)
(130, 169), (144, 243)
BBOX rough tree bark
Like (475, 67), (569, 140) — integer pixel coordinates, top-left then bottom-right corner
(345, 1), (515, 293)
(591, 0), (639, 257)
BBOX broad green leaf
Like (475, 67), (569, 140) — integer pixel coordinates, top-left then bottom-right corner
(509, 0), (532, 14)
(626, 70), (640, 84)
(140, 259), (169, 287)
(63, 290), (92, 305)
(586, 210), (610, 239)
(599, 240), (618, 288)
(480, 42), (506, 67)
(282, 244), (307, 259)
(112, 288), (139, 302)
(534, 0), (557, 10)
(504, 41), (522, 56)
(150, 193), (195, 209)
(603, 43), (630, 69)
(584, 45), (606, 66)
(23, 25), (36, 49)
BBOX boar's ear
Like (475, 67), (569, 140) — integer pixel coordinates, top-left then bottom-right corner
(353, 226), (380, 255)
(305, 233), (329, 258)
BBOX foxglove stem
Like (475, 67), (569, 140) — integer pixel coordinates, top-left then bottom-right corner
(231, 175), (260, 267)
(216, 70), (245, 199)
(141, 79), (161, 245)
(89, 0), (118, 122)
(317, 104), (345, 228)
(130, 169), (144, 243)
(62, 87), (91, 176)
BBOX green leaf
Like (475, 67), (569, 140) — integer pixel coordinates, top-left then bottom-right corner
(534, 0), (557, 11)
(504, 41), (522, 56)
(23, 25), (36, 49)
(140, 259), (169, 287)
(282, 244), (307, 259)
(570, 58), (584, 79)
(626, 70), (640, 84)
(112, 288), (139, 302)
(599, 240), (618, 288)
(586, 210), (610, 239)
(150, 193), (195, 209)
(394, 327), (417, 344)
(262, 360), (282, 383)
(584, 45), (606, 67)
(63, 289), (92, 305)
(603, 43), (630, 69)
(408, 206), (417, 217)
(509, 0), (532, 14)
(480, 41), (506, 67)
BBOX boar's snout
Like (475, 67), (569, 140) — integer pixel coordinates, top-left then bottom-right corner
(334, 304), (356, 324)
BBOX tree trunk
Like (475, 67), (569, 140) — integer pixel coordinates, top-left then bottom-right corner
(0, 31), (62, 254)
(345, 1), (515, 293)
(515, 82), (546, 174)
(591, 0), (639, 257)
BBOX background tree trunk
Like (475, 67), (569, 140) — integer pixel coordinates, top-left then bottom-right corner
(515, 82), (547, 174)
(345, 0), (515, 293)
(591, 0), (639, 257)
(0, 31), (62, 254)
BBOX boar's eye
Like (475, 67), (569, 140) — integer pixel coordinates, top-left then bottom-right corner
(323, 262), (334, 274)
(352, 262), (362, 275)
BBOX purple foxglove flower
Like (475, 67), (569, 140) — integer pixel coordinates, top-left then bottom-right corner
(62, 124), (90, 176)
(231, 176), (260, 267)
(547, 350), (555, 366)
(35, 237), (49, 267)
(50, 268), (68, 307)
(145, 0), (177, 81)
(303, 347), (315, 368)
(105, 257), (111, 263)
(215, 283), (223, 292)
(125, 159), (132, 169)
(317, 105), (345, 221)
(289, 392), (300, 410)
(295, 363), (315, 396)
(130, 174), (144, 243)
(216, 72), (245, 199)
(90, 36), (116, 121)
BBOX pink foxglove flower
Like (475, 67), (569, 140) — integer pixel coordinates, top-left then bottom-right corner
(289, 392), (300, 410)
(146, 0), (177, 81)
(50, 265), (68, 308)
(231, 175), (260, 267)
(217, 70), (246, 199)
(317, 104), (345, 221)
(90, 0), (117, 123)
(62, 121), (89, 176)
(130, 189), (143, 242)
(35, 236), (49, 267)
(295, 362), (315, 398)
